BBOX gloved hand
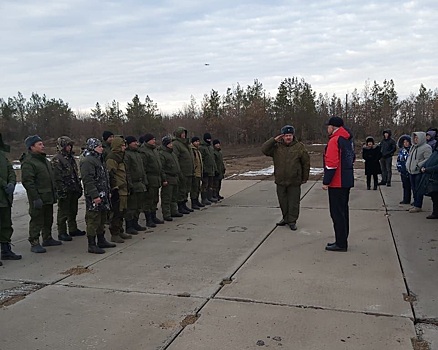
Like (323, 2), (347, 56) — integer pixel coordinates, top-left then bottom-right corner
(4, 183), (15, 195)
(33, 198), (43, 209)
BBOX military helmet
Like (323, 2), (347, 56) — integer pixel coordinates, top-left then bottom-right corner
(86, 137), (102, 150)
(280, 125), (295, 135)
(57, 136), (74, 150)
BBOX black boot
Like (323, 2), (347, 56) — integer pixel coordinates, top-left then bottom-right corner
(97, 233), (116, 248)
(195, 198), (205, 208)
(133, 218), (147, 231)
(145, 212), (157, 228)
(1, 242), (22, 260)
(178, 202), (190, 214)
(125, 219), (139, 235)
(183, 201), (194, 212)
(151, 211), (164, 224)
(58, 233), (73, 241)
(88, 236), (105, 254)
(69, 229), (86, 237)
(207, 190), (218, 203)
(201, 192), (211, 205)
(191, 199), (200, 210)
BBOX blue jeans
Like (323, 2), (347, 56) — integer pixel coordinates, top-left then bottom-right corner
(410, 173), (423, 208)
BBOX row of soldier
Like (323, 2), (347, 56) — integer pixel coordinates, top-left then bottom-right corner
(0, 128), (226, 264)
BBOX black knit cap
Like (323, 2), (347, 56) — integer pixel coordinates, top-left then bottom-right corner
(102, 131), (114, 141)
(162, 136), (172, 147)
(212, 139), (220, 146)
(125, 136), (137, 145)
(191, 136), (200, 143)
(203, 133), (212, 142)
(143, 133), (155, 143)
(325, 117), (344, 127)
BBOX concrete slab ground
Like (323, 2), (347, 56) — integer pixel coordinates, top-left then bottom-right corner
(60, 206), (279, 297)
(217, 207), (412, 318)
(0, 284), (202, 350)
(418, 324), (438, 350)
(168, 299), (415, 350)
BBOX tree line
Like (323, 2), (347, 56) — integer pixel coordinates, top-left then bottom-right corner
(1, 78), (437, 145)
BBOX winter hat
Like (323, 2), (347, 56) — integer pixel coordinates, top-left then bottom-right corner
(280, 125), (295, 135)
(397, 134), (411, 148)
(143, 133), (155, 143)
(102, 131), (114, 141)
(57, 136), (74, 150)
(365, 136), (375, 144)
(86, 137), (102, 150)
(125, 136), (137, 146)
(326, 117), (344, 127)
(25, 135), (43, 149)
(191, 136), (200, 143)
(213, 139), (221, 146)
(162, 136), (172, 147)
(138, 135), (145, 144)
(382, 129), (392, 137)
(203, 133), (212, 142)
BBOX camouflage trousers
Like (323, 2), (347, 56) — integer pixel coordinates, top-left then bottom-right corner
(190, 177), (201, 200)
(57, 192), (80, 234)
(28, 204), (54, 243)
(178, 175), (193, 202)
(109, 195), (127, 235)
(0, 206), (13, 243)
(161, 183), (179, 218)
(126, 192), (145, 221)
(85, 210), (108, 237)
(276, 184), (301, 224)
(144, 186), (160, 212)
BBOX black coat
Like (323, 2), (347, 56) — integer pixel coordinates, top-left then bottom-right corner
(362, 145), (382, 175)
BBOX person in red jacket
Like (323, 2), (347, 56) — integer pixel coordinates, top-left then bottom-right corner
(322, 117), (355, 252)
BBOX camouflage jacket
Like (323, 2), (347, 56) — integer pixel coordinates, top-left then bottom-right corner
(80, 150), (111, 211)
(139, 143), (163, 187)
(51, 150), (82, 197)
(0, 151), (16, 207)
(159, 145), (182, 185)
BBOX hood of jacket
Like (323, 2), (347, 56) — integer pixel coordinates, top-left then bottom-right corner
(174, 127), (187, 138)
(329, 126), (351, 141)
(397, 134), (411, 148)
(412, 131), (427, 147)
(383, 129), (392, 137)
(111, 136), (125, 152)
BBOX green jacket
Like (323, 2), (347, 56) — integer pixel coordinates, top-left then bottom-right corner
(0, 151), (16, 207)
(102, 140), (112, 162)
(106, 137), (128, 196)
(261, 137), (310, 186)
(51, 150), (82, 197)
(139, 143), (163, 187)
(172, 127), (194, 176)
(199, 140), (217, 176)
(21, 151), (56, 205)
(159, 145), (182, 185)
(124, 146), (148, 193)
(80, 150), (111, 211)
(213, 147), (226, 179)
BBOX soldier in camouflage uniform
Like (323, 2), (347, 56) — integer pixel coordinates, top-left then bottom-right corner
(159, 136), (183, 221)
(172, 127), (194, 214)
(212, 139), (226, 200)
(51, 136), (84, 242)
(139, 133), (164, 227)
(22, 135), (61, 253)
(80, 138), (116, 254)
(105, 136), (132, 243)
(199, 132), (218, 205)
(124, 136), (147, 234)
(0, 134), (21, 263)
(190, 137), (205, 209)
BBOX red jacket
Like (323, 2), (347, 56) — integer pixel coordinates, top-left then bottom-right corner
(323, 127), (355, 188)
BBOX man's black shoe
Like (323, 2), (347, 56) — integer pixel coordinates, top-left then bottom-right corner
(276, 219), (286, 226)
(325, 244), (347, 252)
(289, 223), (297, 231)
(69, 229), (86, 237)
(378, 181), (386, 186)
(326, 242), (336, 247)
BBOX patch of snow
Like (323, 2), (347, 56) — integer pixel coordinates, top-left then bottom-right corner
(311, 143), (327, 146)
(239, 166), (324, 177)
(13, 183), (27, 198)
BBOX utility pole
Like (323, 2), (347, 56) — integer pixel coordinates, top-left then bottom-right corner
(345, 94), (348, 121)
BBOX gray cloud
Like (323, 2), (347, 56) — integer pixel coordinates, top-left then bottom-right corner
(1, 0), (437, 113)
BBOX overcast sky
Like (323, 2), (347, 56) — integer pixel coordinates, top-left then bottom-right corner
(1, 0), (437, 114)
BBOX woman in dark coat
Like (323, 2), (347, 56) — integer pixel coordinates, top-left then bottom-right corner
(362, 136), (382, 190)
(419, 143), (438, 219)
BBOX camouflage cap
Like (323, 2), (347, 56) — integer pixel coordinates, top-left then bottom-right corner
(86, 137), (102, 150)
(57, 136), (74, 149)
